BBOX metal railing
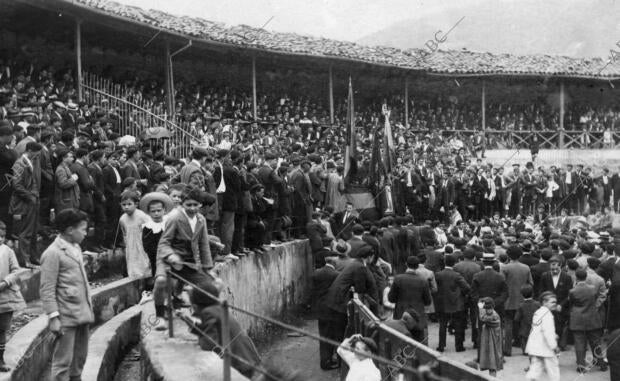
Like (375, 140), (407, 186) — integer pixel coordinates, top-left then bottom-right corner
(82, 72), (200, 159)
(348, 295), (496, 381)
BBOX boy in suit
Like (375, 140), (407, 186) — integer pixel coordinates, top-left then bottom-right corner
(514, 285), (540, 355)
(153, 185), (218, 330)
(40, 209), (94, 381)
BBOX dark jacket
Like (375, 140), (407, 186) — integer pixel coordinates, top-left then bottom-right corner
(192, 305), (261, 378)
(539, 271), (573, 313)
(388, 271), (432, 327)
(0, 146), (17, 205)
(306, 221), (327, 253)
(70, 160), (94, 214)
(471, 267), (508, 314)
(515, 298), (541, 338)
(569, 282), (602, 331)
(434, 267), (470, 313)
(54, 163), (80, 212)
(310, 264), (339, 320)
(325, 259), (377, 314)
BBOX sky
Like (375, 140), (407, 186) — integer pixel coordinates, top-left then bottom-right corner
(115, 0), (484, 42)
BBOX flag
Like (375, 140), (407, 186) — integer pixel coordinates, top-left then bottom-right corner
(382, 104), (395, 176)
(344, 77), (357, 185)
(368, 120), (382, 194)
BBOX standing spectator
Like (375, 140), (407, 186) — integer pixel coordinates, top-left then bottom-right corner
(40, 209), (94, 381)
(9, 142), (42, 267)
(53, 148), (79, 213)
(310, 256), (339, 370)
(88, 150), (107, 251)
(568, 269), (606, 373)
(257, 152), (281, 243)
(0, 123), (17, 240)
(454, 248), (483, 348)
(471, 253), (508, 323)
(501, 245), (533, 356)
(477, 298), (503, 377)
(102, 151), (122, 247)
(119, 191), (152, 278)
(434, 254), (470, 352)
(290, 158), (313, 237)
(213, 150), (240, 257)
(539, 256), (573, 350)
(70, 148), (94, 217)
(514, 285), (540, 355)
(387, 256), (432, 344)
(524, 291), (560, 381)
(0, 220), (25, 372)
(39, 129), (54, 229)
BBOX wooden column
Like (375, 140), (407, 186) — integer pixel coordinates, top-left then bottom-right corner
(75, 19), (83, 101)
(252, 55), (257, 120)
(481, 80), (486, 130)
(164, 40), (174, 117)
(404, 76), (409, 128)
(329, 65), (334, 125)
(559, 81), (565, 148)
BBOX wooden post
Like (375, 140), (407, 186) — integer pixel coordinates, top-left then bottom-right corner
(404, 76), (409, 128)
(481, 80), (486, 131)
(76, 19), (83, 101)
(329, 64), (334, 125)
(252, 55), (257, 120)
(559, 81), (565, 148)
(221, 300), (231, 381)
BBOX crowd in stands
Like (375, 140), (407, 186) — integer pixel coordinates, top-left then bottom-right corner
(0, 59), (620, 380)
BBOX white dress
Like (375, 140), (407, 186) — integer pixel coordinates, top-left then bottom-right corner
(119, 209), (152, 278)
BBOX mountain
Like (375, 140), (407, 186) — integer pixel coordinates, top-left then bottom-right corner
(357, 0), (620, 59)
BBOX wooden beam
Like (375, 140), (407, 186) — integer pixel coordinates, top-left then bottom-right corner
(329, 64), (334, 125)
(164, 39), (174, 116)
(560, 81), (565, 131)
(252, 55), (257, 120)
(75, 18), (83, 101)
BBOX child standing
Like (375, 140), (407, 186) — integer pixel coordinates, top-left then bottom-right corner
(0, 221), (25, 371)
(140, 192), (174, 278)
(478, 297), (503, 376)
(119, 191), (152, 278)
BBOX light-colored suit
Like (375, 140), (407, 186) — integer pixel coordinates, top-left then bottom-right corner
(40, 236), (94, 327)
(525, 306), (559, 381)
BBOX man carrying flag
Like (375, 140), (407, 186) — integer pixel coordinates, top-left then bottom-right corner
(343, 78), (357, 188)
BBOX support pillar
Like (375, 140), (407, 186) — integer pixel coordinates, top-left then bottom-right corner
(76, 19), (83, 101)
(481, 80), (486, 131)
(252, 55), (257, 120)
(329, 65), (334, 125)
(404, 76), (409, 128)
(164, 40), (174, 117)
(559, 81), (565, 148)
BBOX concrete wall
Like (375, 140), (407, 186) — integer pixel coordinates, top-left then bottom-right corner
(83, 306), (142, 381)
(2, 277), (142, 381)
(213, 239), (313, 339)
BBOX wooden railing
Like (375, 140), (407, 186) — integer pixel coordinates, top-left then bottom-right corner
(82, 72), (199, 159)
(410, 129), (620, 149)
(347, 295), (495, 381)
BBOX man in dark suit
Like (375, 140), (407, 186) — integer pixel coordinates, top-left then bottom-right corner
(435, 254), (470, 352)
(437, 172), (455, 223)
(611, 165), (620, 212)
(564, 164), (577, 214)
(569, 269), (606, 372)
(306, 212), (327, 257)
(310, 256), (339, 370)
(332, 202), (357, 241)
(540, 256), (573, 350)
(596, 248), (620, 284)
(289, 159), (313, 237)
(102, 151), (122, 247)
(493, 167), (506, 217)
(471, 253), (508, 319)
(501, 246), (533, 356)
(471, 168), (489, 220)
(347, 224), (370, 259)
(256, 152), (281, 243)
(599, 167), (612, 210)
(518, 240), (539, 267)
(213, 150), (242, 256)
(531, 249), (552, 298)
(388, 256), (432, 344)
(325, 247), (377, 346)
(0, 124), (17, 241)
(70, 148), (95, 217)
(9, 142), (42, 267)
(378, 218), (396, 265)
(88, 150), (107, 251)
(454, 248), (483, 347)
(39, 130), (54, 229)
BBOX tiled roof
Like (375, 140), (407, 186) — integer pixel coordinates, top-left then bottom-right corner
(67, 0), (620, 78)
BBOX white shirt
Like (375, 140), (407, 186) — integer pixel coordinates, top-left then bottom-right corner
(336, 348), (381, 381)
(565, 172), (572, 184)
(182, 209), (198, 233)
(112, 166), (121, 183)
(552, 273), (560, 288)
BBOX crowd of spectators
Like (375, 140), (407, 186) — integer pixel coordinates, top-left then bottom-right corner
(1, 57), (620, 380)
